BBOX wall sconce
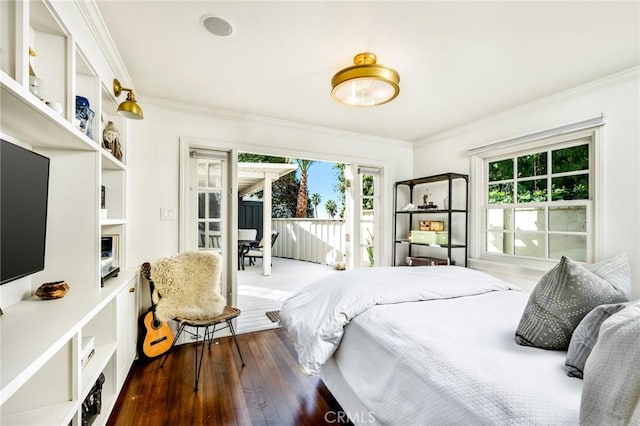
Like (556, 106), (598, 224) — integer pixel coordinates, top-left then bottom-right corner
(113, 79), (144, 120)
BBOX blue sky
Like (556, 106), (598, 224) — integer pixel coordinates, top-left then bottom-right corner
(297, 160), (341, 218)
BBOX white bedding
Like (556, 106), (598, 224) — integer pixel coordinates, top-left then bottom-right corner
(281, 266), (583, 425)
(280, 266), (516, 375)
(329, 291), (583, 425)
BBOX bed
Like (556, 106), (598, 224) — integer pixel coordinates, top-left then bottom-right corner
(280, 266), (587, 425)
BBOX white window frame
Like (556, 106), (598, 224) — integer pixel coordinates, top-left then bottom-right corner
(470, 125), (605, 271)
(356, 166), (382, 267)
(195, 158), (226, 253)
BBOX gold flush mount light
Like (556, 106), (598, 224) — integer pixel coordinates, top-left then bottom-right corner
(113, 78), (144, 120)
(331, 52), (400, 107)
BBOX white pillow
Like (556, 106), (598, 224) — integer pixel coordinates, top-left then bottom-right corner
(580, 302), (640, 425)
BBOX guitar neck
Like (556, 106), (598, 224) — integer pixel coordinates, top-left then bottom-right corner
(141, 262), (159, 311)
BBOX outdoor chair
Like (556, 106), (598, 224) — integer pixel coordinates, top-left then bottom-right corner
(238, 229), (258, 270)
(248, 231), (279, 266)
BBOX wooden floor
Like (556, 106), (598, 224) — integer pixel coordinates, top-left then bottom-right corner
(107, 328), (351, 426)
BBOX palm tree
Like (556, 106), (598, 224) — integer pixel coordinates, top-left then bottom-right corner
(325, 200), (337, 218)
(310, 193), (321, 218)
(295, 159), (314, 218)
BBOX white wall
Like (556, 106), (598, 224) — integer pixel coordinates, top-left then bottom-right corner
(126, 101), (413, 270)
(413, 68), (640, 298)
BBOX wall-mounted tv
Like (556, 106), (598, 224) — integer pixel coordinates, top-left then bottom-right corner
(1, 139), (50, 285)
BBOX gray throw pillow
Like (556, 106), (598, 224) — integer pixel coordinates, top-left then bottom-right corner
(514, 255), (630, 350)
(580, 303), (640, 425)
(565, 302), (629, 378)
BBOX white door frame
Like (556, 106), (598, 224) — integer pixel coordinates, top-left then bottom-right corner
(179, 139), (238, 307)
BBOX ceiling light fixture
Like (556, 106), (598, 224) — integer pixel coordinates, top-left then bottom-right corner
(113, 79), (144, 120)
(331, 52), (400, 107)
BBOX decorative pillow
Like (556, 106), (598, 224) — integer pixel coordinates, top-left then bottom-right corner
(514, 255), (630, 350)
(565, 302), (629, 378)
(580, 303), (640, 425)
(586, 252), (631, 298)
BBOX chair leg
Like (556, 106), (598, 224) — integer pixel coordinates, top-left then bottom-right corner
(160, 322), (185, 368)
(194, 325), (208, 391)
(207, 323), (217, 349)
(227, 319), (246, 367)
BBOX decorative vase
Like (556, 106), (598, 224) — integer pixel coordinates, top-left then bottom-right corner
(75, 96), (94, 138)
(102, 121), (119, 151)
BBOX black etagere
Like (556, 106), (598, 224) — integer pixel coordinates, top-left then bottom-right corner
(393, 172), (469, 266)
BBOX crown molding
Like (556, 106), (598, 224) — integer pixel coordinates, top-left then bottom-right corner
(143, 95), (414, 149)
(74, 0), (133, 87)
(414, 66), (639, 148)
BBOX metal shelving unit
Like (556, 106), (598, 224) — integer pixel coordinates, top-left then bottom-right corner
(393, 172), (469, 266)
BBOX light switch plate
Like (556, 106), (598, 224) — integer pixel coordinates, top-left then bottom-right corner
(160, 208), (176, 221)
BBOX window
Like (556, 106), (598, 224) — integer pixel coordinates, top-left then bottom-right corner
(197, 158), (224, 251)
(483, 137), (593, 262)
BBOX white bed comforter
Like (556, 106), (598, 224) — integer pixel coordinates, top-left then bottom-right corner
(279, 266), (517, 375)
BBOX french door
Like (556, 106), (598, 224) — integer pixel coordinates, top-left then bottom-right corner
(344, 165), (382, 268)
(356, 167), (381, 267)
(181, 147), (231, 298)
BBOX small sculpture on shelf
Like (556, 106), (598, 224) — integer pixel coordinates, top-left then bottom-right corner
(111, 138), (123, 161)
(36, 281), (70, 300)
(103, 121), (123, 161)
(102, 121), (119, 151)
(420, 191), (437, 209)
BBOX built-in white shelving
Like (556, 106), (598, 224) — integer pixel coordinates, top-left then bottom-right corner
(0, 1), (138, 424)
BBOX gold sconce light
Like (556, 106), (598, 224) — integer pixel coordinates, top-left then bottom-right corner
(331, 52), (400, 107)
(113, 78), (144, 120)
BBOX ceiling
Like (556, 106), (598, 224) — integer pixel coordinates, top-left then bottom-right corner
(96, 1), (639, 142)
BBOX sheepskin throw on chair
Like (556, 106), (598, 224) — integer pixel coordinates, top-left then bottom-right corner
(151, 252), (225, 323)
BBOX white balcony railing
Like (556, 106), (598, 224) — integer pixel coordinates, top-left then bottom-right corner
(272, 218), (346, 265)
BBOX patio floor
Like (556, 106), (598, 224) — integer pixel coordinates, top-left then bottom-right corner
(237, 257), (340, 333)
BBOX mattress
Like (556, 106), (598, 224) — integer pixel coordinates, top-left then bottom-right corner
(323, 290), (583, 425)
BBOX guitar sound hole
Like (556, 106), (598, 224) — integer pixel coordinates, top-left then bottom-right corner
(153, 320), (162, 328)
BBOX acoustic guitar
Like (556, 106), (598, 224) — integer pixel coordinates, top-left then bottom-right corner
(138, 263), (174, 359)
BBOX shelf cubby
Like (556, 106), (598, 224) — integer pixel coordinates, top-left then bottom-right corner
(1, 340), (74, 425)
(0, 1), (17, 79)
(29, 0), (68, 115)
(75, 47), (100, 143)
(100, 82), (127, 165)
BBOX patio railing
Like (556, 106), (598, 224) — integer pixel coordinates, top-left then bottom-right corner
(272, 218), (346, 265)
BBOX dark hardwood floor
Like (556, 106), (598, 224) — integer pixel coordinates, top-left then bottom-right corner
(107, 328), (352, 426)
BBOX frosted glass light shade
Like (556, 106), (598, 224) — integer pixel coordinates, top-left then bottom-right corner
(331, 53), (400, 107)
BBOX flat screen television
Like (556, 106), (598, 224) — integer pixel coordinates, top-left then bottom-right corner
(1, 139), (50, 285)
